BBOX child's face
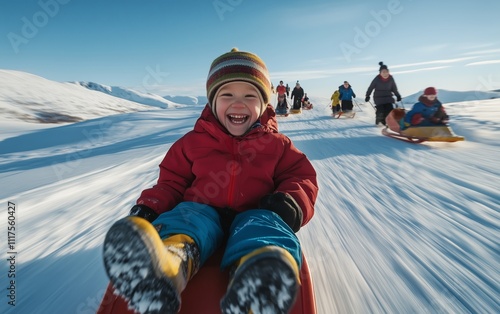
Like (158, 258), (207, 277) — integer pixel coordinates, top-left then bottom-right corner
(425, 94), (437, 101)
(215, 82), (263, 136)
(380, 69), (390, 79)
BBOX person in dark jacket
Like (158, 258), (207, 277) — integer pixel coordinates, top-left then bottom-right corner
(290, 81), (305, 110)
(102, 48), (318, 314)
(365, 62), (402, 125)
(338, 81), (356, 112)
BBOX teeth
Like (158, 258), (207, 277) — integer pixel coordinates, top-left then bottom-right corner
(228, 114), (248, 124)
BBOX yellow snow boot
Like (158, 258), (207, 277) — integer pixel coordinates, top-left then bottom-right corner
(220, 245), (300, 314)
(103, 216), (200, 314)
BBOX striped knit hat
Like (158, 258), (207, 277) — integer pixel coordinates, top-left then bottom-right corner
(206, 48), (271, 116)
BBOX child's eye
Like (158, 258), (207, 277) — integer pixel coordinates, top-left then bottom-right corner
(219, 93), (233, 97)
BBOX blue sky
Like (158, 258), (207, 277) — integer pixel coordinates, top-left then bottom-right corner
(2, 0), (500, 99)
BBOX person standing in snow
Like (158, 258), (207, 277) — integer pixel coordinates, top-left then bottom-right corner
(290, 81), (305, 110)
(302, 93), (313, 109)
(330, 89), (341, 114)
(338, 81), (356, 112)
(404, 87), (449, 127)
(365, 62), (402, 125)
(275, 80), (288, 109)
(276, 80), (287, 98)
(102, 48), (318, 314)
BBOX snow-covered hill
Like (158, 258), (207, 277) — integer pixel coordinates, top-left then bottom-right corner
(74, 81), (184, 109)
(0, 70), (160, 125)
(401, 89), (500, 106)
(0, 75), (499, 313)
(163, 95), (208, 106)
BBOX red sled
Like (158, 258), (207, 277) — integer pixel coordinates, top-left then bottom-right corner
(97, 248), (316, 314)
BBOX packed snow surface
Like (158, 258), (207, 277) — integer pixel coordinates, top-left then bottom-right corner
(0, 71), (498, 313)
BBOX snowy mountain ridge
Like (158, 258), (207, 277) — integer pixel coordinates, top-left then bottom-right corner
(0, 70), (156, 125)
(2, 69), (500, 127)
(73, 81), (184, 110)
(401, 88), (500, 106)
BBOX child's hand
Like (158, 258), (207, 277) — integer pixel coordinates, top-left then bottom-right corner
(411, 114), (424, 125)
(129, 204), (159, 222)
(259, 192), (303, 232)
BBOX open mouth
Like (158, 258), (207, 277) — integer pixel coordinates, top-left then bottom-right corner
(227, 114), (249, 124)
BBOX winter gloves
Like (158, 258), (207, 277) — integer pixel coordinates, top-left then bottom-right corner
(129, 204), (159, 222)
(129, 193), (304, 232)
(411, 114), (425, 126)
(365, 96), (370, 102)
(259, 192), (303, 232)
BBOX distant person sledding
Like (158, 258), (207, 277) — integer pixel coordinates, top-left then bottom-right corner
(383, 87), (464, 143)
(335, 81), (357, 118)
(290, 81), (304, 114)
(275, 93), (289, 116)
(302, 93), (313, 110)
(330, 89), (341, 116)
(276, 81), (287, 100)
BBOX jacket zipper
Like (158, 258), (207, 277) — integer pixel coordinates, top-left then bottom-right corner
(226, 140), (240, 208)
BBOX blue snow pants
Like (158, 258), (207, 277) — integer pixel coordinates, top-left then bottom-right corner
(152, 201), (302, 269)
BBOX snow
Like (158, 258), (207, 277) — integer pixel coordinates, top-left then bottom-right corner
(1, 71), (499, 314)
(73, 81), (184, 109)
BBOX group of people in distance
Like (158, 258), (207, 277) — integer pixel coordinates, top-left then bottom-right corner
(273, 80), (313, 114)
(330, 61), (449, 131)
(330, 80), (357, 116)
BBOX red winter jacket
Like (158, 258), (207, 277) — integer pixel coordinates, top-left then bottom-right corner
(137, 104), (318, 226)
(276, 85), (287, 96)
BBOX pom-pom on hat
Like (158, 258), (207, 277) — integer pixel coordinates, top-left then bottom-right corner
(424, 87), (437, 95)
(206, 48), (271, 116)
(379, 61), (388, 72)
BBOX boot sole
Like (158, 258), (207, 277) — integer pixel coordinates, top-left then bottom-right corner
(220, 251), (299, 314)
(103, 218), (180, 314)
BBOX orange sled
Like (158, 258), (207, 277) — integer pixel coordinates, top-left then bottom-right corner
(382, 126), (465, 143)
(383, 109), (464, 143)
(97, 248), (316, 314)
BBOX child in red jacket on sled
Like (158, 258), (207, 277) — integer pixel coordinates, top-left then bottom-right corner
(102, 48), (318, 314)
